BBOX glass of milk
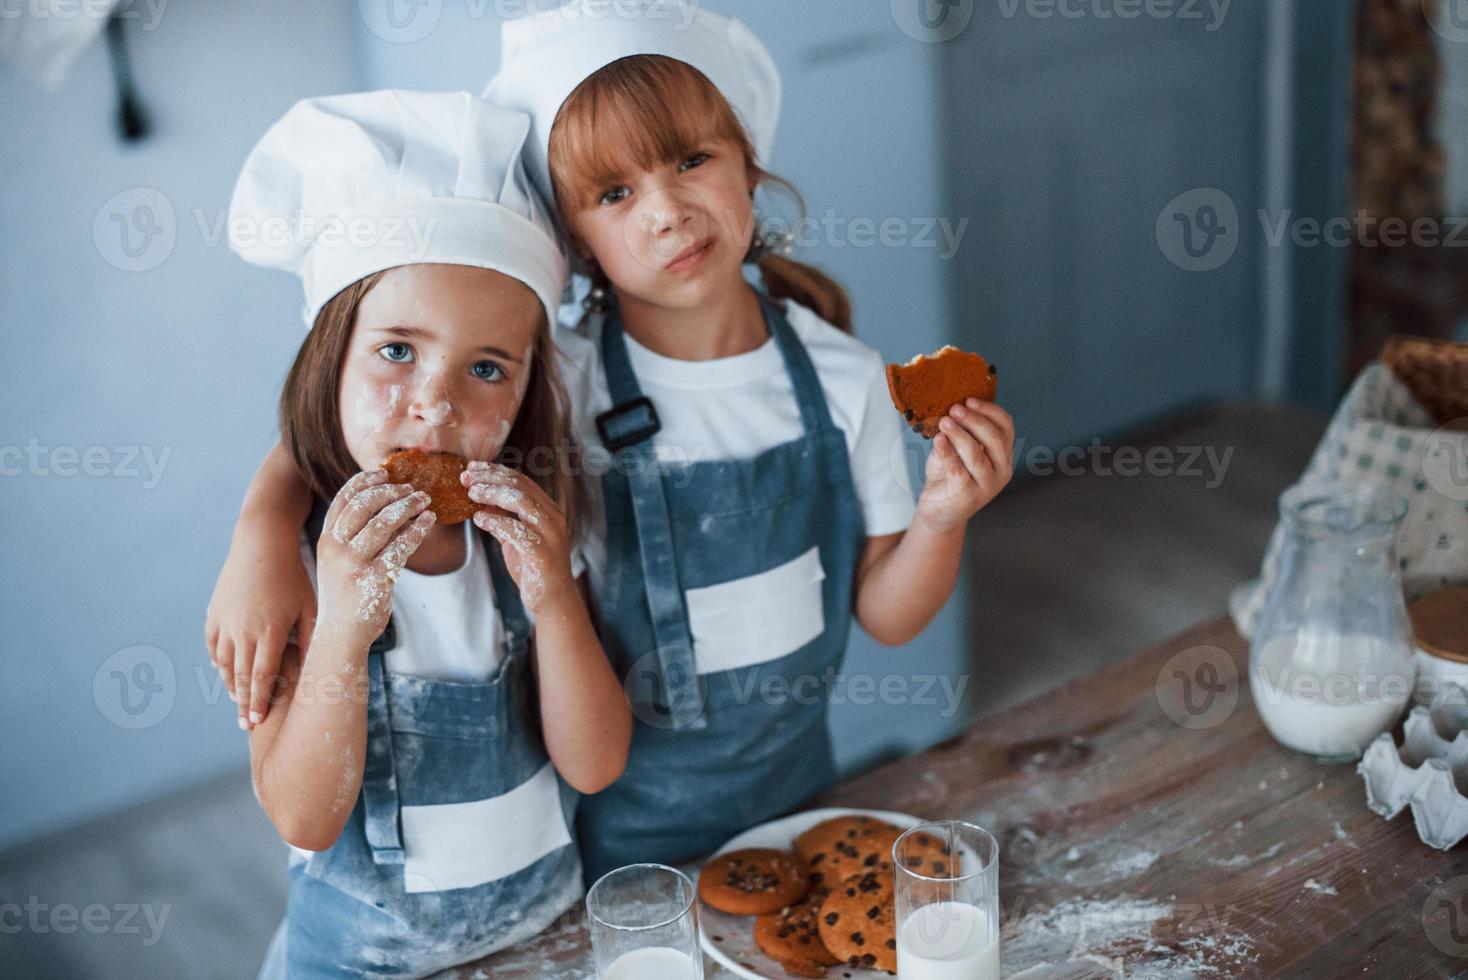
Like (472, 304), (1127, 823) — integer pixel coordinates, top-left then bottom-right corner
(1250, 482), (1416, 763)
(586, 863), (703, 980)
(894, 821), (1000, 980)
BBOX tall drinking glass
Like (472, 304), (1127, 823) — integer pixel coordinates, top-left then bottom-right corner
(894, 821), (1000, 980)
(586, 864), (703, 980)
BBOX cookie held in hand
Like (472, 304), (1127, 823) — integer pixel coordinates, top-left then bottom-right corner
(382, 449), (483, 525)
(699, 848), (811, 916)
(886, 345), (998, 439)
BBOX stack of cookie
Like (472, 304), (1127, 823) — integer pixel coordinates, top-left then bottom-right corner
(697, 815), (957, 977)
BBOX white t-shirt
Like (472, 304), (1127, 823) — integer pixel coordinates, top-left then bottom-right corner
(298, 520), (584, 681)
(556, 297), (917, 602)
(288, 521), (583, 896)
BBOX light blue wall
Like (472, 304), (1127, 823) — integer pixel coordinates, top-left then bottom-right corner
(0, 0), (362, 850)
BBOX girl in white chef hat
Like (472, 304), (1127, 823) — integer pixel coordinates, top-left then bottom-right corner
(227, 89), (630, 978)
(208, 1), (1013, 885)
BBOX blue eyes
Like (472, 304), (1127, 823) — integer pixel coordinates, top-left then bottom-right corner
(376, 344), (504, 383)
(598, 152), (712, 206)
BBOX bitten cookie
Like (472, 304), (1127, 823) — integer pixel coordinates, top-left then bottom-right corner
(818, 869), (897, 973)
(698, 849), (811, 916)
(885, 345), (998, 438)
(382, 449), (482, 525)
(794, 815), (904, 887)
(753, 886), (839, 978)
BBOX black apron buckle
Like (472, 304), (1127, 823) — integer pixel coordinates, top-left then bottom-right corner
(596, 397), (661, 453)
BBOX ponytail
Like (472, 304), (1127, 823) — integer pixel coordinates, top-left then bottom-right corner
(757, 253), (852, 334)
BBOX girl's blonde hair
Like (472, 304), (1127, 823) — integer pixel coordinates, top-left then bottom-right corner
(280, 270), (581, 535)
(548, 54), (853, 333)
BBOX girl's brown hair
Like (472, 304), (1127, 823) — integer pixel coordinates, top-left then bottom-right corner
(548, 54), (852, 333)
(279, 270), (581, 534)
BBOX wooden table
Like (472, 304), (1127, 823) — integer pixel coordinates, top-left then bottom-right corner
(452, 617), (1468, 979)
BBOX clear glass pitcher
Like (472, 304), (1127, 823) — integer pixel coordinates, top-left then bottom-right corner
(1249, 482), (1416, 763)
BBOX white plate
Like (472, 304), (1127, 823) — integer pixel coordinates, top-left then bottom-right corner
(696, 807), (927, 980)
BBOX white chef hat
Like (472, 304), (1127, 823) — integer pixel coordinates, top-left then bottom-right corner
(485, 0), (781, 209)
(229, 89), (567, 328)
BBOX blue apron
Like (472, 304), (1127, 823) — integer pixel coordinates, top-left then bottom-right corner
(577, 292), (866, 881)
(258, 519), (582, 979)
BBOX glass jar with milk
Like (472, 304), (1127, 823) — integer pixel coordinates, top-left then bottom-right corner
(1249, 482), (1416, 763)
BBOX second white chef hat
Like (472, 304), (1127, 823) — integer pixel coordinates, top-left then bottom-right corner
(485, 0), (781, 210)
(229, 89), (568, 328)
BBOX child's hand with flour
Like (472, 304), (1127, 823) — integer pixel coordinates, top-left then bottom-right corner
(313, 468), (435, 642)
(462, 461), (578, 614)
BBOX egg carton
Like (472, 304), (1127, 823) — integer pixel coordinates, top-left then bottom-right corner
(1357, 683), (1468, 849)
